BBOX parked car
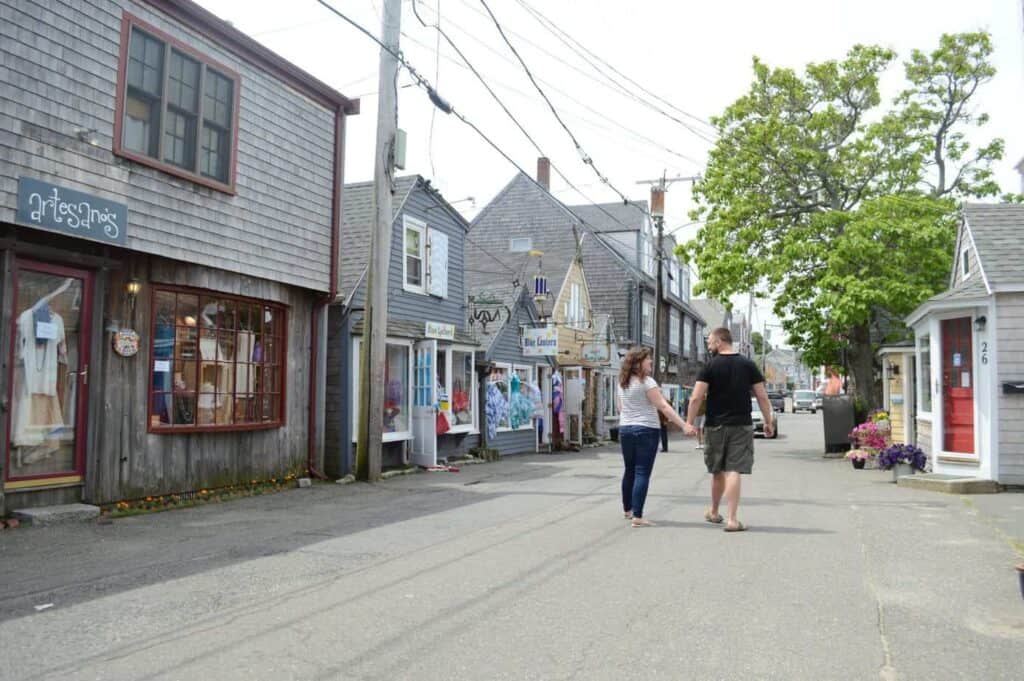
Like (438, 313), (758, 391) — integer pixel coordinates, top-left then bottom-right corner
(814, 390), (825, 410)
(751, 398), (779, 438)
(767, 391), (785, 413)
(792, 389), (816, 414)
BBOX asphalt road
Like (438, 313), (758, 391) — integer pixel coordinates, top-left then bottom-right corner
(1, 413), (1022, 680)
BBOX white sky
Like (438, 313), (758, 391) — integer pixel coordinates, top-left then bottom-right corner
(196, 0), (1024, 342)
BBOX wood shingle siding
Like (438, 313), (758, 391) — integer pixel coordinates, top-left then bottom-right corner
(997, 292), (1024, 484)
(0, 0), (338, 292)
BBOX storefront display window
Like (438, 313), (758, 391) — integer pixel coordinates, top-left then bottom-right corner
(384, 344), (410, 434)
(489, 365), (511, 430)
(149, 287), (286, 430)
(450, 349), (474, 429)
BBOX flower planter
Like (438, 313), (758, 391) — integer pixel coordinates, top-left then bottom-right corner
(851, 458), (866, 470)
(891, 462), (914, 482)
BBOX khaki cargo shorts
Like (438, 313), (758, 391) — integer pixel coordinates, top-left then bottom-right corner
(704, 424), (755, 474)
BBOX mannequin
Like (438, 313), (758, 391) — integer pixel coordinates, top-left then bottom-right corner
(11, 278), (73, 465)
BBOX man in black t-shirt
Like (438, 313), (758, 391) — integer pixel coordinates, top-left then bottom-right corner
(685, 327), (774, 532)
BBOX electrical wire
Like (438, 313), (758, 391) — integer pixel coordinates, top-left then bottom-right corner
(479, 0), (640, 213)
(410, 0), (646, 234)
(514, 0), (718, 143)
(399, 21), (701, 168)
(427, 0), (441, 180)
(315, 0), (647, 252)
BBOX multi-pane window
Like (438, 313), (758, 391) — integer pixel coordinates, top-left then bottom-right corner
(642, 300), (655, 338)
(150, 288), (285, 430)
(404, 219), (425, 293)
(118, 18), (238, 189)
(565, 282), (584, 329)
(669, 309), (680, 350)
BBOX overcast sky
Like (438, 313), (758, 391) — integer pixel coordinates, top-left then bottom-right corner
(196, 0), (1024, 341)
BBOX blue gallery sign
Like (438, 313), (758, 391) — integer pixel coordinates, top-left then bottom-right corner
(16, 177), (127, 246)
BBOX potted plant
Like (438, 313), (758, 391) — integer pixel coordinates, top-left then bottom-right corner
(845, 448), (876, 470)
(870, 410), (891, 433)
(878, 443), (927, 482)
(849, 421), (887, 451)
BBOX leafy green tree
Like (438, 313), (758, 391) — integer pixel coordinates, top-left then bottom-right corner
(751, 331), (770, 357)
(679, 33), (1003, 408)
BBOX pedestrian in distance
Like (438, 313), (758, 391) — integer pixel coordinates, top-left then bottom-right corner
(617, 347), (691, 527)
(686, 327), (774, 532)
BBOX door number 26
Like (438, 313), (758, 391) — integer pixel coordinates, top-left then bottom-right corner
(981, 341), (988, 365)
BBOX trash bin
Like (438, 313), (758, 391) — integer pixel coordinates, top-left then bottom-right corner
(822, 395), (855, 454)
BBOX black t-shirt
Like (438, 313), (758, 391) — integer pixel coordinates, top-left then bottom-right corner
(696, 354), (765, 427)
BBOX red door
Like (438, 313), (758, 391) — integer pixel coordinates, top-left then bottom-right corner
(5, 260), (93, 485)
(941, 317), (974, 454)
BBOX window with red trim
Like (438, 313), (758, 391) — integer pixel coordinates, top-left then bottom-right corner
(116, 14), (239, 192)
(150, 288), (285, 431)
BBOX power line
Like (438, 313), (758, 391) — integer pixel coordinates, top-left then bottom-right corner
(410, 0), (645, 235)
(514, 0), (717, 143)
(478, 1), (640, 210)
(315, 0), (647, 253)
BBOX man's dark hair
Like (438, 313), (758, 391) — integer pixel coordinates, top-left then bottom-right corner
(711, 327), (733, 345)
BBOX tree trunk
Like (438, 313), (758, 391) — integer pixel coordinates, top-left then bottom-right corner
(847, 322), (879, 411)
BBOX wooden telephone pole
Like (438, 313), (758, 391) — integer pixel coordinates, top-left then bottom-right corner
(356, 0), (401, 482)
(635, 174), (700, 382)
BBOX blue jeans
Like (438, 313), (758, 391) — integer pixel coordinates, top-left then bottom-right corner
(619, 426), (660, 518)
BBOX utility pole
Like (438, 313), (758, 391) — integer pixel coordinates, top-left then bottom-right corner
(356, 0), (401, 482)
(636, 174), (700, 382)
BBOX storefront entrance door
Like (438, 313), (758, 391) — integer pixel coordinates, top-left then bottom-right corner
(5, 260), (92, 486)
(941, 316), (974, 454)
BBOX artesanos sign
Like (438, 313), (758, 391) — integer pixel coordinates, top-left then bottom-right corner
(522, 326), (558, 356)
(425, 321), (455, 341)
(17, 177), (127, 245)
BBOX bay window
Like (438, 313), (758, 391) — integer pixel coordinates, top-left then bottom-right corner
(149, 287), (286, 431)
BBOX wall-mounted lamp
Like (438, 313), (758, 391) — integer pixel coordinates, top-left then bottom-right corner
(75, 127), (99, 146)
(125, 278), (142, 312)
(974, 315), (987, 332)
(888, 361), (900, 377)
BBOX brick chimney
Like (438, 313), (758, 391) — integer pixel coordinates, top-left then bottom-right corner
(537, 157), (550, 190)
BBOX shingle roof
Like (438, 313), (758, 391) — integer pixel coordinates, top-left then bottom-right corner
(339, 176), (419, 299)
(464, 282), (523, 353)
(466, 173), (583, 307)
(568, 201), (649, 232)
(963, 203), (1024, 290)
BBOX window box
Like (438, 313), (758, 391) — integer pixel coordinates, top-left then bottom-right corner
(149, 287), (286, 432)
(114, 13), (240, 194)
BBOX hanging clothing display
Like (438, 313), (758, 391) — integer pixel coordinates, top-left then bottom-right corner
(485, 381), (509, 441)
(197, 331), (233, 424)
(509, 375), (534, 430)
(11, 307), (67, 459)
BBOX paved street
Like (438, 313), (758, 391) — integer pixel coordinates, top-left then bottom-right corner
(1, 414), (1022, 681)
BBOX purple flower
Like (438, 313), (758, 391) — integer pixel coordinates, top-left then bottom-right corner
(878, 443), (927, 471)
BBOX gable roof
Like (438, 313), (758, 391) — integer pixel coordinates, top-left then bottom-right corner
(339, 175), (469, 299)
(567, 201), (649, 232)
(962, 203), (1024, 292)
(466, 173), (584, 305)
(690, 299), (729, 329)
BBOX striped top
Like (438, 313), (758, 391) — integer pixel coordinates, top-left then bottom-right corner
(618, 376), (661, 429)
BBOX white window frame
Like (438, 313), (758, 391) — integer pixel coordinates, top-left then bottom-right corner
(916, 332), (933, 418)
(642, 299), (655, 338)
(669, 308), (680, 351)
(684, 317), (693, 357)
(403, 216), (426, 294)
(510, 364), (535, 431)
(442, 345), (477, 434)
(490, 362), (513, 432)
(565, 282), (585, 329)
(961, 249), (970, 280)
(642, 237), (655, 276)
(510, 236), (532, 252)
(351, 337), (415, 442)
